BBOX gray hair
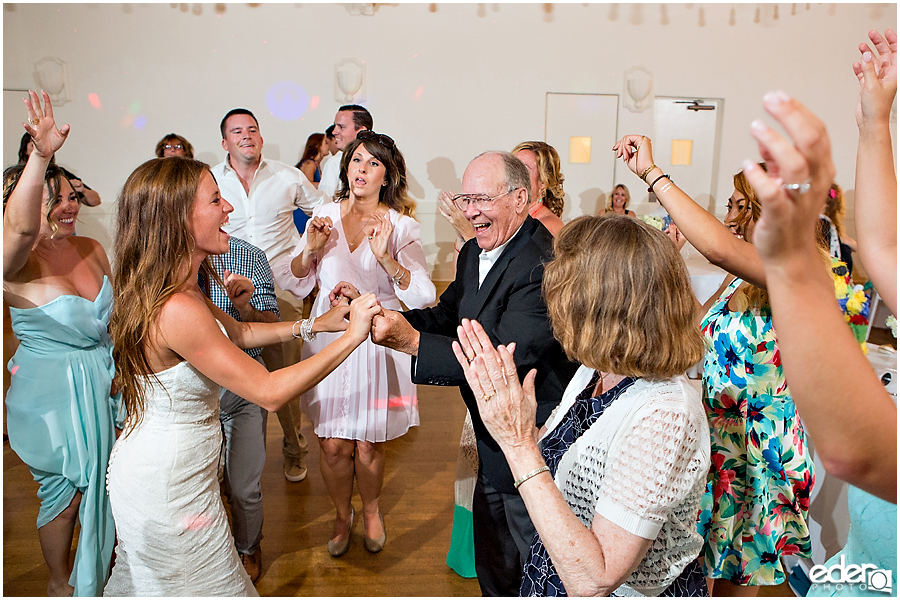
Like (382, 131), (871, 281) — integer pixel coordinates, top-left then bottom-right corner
(474, 151), (532, 204)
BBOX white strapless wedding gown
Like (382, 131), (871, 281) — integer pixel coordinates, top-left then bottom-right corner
(104, 361), (257, 596)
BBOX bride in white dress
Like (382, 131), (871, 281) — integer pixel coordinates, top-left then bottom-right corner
(104, 157), (381, 596)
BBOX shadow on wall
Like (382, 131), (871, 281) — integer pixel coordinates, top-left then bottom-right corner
(425, 156), (464, 282)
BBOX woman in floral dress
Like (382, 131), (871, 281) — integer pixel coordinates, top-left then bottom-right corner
(614, 135), (855, 596)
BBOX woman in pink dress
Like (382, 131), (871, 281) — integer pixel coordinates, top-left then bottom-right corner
(288, 132), (436, 557)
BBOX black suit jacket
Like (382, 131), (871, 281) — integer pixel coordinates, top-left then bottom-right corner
(404, 216), (578, 494)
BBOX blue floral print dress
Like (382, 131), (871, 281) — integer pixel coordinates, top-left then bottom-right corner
(697, 277), (814, 586)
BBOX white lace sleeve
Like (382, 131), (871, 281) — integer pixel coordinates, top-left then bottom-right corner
(594, 397), (706, 539)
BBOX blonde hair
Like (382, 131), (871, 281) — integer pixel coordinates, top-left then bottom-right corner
(111, 157), (218, 434)
(511, 141), (565, 217)
(605, 184), (631, 211)
(544, 215), (704, 378)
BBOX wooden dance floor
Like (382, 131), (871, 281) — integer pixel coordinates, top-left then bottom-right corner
(3, 384), (481, 597)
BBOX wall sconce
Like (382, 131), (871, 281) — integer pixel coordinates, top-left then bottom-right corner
(345, 3), (376, 16)
(334, 58), (366, 103)
(623, 66), (653, 113)
(33, 57), (71, 106)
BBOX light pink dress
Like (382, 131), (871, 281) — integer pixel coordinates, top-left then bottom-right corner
(287, 202), (436, 442)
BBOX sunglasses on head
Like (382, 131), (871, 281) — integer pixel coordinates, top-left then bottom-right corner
(357, 130), (396, 152)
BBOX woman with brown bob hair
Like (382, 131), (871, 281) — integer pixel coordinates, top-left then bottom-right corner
(452, 214), (710, 596)
(154, 132), (194, 159)
(289, 131), (435, 557)
(105, 156), (381, 596)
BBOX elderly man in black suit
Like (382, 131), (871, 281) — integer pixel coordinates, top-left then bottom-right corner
(369, 151), (578, 596)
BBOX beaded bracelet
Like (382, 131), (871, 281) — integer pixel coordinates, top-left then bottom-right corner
(513, 465), (550, 489)
(648, 173), (671, 193)
(300, 317), (317, 342)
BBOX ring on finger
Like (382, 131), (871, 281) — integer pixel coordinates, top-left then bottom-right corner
(481, 390), (495, 402)
(28, 117), (40, 126)
(782, 178), (812, 197)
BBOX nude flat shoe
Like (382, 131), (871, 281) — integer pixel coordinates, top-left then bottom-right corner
(327, 507), (354, 557)
(363, 512), (386, 553)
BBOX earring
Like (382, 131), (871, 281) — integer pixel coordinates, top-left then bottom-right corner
(188, 234), (196, 252)
(382, 180), (388, 187)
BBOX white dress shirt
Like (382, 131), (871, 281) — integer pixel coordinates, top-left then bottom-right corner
(318, 150), (342, 199)
(478, 223), (522, 287)
(211, 154), (327, 291)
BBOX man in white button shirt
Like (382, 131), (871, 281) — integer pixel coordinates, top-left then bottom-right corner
(318, 104), (373, 198)
(211, 108), (328, 484)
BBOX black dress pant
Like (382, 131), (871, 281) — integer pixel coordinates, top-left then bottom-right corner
(472, 467), (536, 597)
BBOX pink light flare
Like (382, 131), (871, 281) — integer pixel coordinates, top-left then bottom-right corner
(310, 96), (319, 110)
(88, 93), (101, 109)
(413, 86), (424, 101)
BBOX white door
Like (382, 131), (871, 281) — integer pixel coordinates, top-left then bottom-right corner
(545, 93), (619, 221)
(650, 97), (723, 216)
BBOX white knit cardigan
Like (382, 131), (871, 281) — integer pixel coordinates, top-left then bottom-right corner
(538, 366), (711, 596)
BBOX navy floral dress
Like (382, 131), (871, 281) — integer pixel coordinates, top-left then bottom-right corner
(520, 372), (707, 597)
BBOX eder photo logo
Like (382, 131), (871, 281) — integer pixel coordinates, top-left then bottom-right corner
(809, 555), (893, 594)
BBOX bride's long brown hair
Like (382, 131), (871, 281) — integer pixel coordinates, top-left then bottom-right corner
(111, 157), (218, 434)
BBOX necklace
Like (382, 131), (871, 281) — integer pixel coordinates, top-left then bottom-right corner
(345, 212), (376, 250)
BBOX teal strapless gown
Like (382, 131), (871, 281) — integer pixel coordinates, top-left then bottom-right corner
(6, 276), (119, 597)
(806, 485), (897, 597)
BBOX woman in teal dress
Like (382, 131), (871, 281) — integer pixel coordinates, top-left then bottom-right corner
(3, 91), (118, 597)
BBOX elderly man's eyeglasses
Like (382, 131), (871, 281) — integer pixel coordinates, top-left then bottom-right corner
(452, 188), (522, 211)
(357, 130), (396, 152)
(164, 144), (184, 151)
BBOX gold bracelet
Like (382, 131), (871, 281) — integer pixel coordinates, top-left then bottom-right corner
(513, 465), (550, 489)
(638, 164), (657, 182)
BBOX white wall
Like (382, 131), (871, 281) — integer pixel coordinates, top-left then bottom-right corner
(4, 3), (896, 281)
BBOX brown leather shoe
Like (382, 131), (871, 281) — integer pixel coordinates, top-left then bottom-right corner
(239, 548), (262, 583)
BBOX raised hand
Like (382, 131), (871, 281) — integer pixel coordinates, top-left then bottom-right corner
(743, 92), (834, 264)
(664, 223), (686, 251)
(612, 135), (655, 179)
(451, 318), (538, 450)
(367, 211), (392, 260)
(329, 281), (360, 307)
(853, 28), (897, 127)
(23, 90), (69, 160)
(305, 216), (334, 253)
(346, 293), (381, 343)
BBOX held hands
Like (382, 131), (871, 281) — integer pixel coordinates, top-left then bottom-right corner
(329, 281), (361, 307)
(346, 293), (382, 344)
(223, 270), (255, 314)
(23, 90), (69, 160)
(612, 135), (655, 180)
(743, 92), (834, 266)
(853, 28), (897, 127)
(451, 319), (539, 450)
(305, 216), (334, 253)
(370, 308), (419, 355)
(316, 301), (351, 333)
(438, 190), (475, 242)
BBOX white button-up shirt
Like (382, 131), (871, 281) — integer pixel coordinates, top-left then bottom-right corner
(318, 150), (342, 199)
(211, 155), (327, 290)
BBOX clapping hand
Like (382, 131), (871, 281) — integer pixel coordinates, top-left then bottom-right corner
(451, 319), (539, 450)
(438, 190), (475, 242)
(367, 212), (392, 261)
(223, 270), (255, 314)
(23, 90), (69, 160)
(743, 92), (834, 264)
(305, 216), (334, 253)
(853, 28), (897, 128)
